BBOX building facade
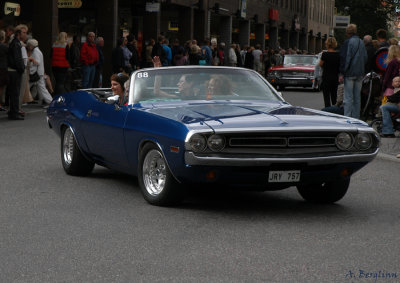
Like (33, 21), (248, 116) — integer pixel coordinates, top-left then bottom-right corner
(0, 0), (334, 84)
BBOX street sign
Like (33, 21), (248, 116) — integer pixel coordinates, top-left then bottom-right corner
(334, 15), (350, 29)
(58, 0), (82, 9)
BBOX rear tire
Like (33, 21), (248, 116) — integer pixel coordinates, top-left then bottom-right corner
(138, 143), (184, 206)
(61, 127), (94, 176)
(296, 179), (350, 203)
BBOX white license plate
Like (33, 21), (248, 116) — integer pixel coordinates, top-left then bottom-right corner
(268, 170), (301, 183)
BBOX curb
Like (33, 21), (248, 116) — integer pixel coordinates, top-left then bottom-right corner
(377, 152), (400, 163)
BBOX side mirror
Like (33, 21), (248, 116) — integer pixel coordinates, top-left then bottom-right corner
(106, 95), (120, 105)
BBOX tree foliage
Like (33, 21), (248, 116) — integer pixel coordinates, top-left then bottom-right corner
(335, 0), (397, 39)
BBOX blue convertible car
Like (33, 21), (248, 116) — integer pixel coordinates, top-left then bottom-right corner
(47, 66), (379, 206)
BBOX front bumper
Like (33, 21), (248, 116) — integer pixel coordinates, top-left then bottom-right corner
(267, 77), (314, 87)
(185, 149), (379, 166)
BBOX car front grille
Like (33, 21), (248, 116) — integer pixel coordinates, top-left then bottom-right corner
(229, 136), (336, 148)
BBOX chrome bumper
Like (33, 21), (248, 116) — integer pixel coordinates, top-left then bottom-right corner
(185, 149), (379, 166)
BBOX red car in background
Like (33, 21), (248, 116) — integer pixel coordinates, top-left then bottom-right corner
(267, 54), (319, 91)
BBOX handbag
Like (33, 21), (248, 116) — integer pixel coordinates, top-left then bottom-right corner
(29, 72), (40, 83)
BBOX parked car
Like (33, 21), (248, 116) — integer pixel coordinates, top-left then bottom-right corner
(47, 66), (379, 206)
(267, 54), (319, 91)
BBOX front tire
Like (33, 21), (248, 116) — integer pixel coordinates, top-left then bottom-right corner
(296, 179), (350, 203)
(61, 127), (94, 176)
(138, 143), (184, 206)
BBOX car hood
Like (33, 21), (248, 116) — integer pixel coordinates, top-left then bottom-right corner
(140, 101), (367, 132)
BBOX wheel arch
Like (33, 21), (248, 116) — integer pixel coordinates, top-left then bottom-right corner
(60, 122), (94, 163)
(138, 139), (182, 184)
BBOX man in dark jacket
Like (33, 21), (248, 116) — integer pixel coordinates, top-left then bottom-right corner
(7, 24), (27, 120)
(151, 35), (167, 65)
(363, 35), (376, 74)
(112, 38), (125, 74)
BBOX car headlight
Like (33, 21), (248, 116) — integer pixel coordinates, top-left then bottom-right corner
(355, 133), (372, 150)
(207, 135), (226, 151)
(336, 132), (353, 150)
(189, 134), (207, 152)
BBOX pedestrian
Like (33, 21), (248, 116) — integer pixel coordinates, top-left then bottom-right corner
(122, 37), (132, 73)
(381, 45), (400, 104)
(151, 35), (167, 66)
(112, 38), (125, 74)
(228, 43), (237, 67)
(217, 42), (225, 66)
(320, 37), (340, 107)
(51, 32), (70, 94)
(145, 39), (155, 68)
(5, 25), (14, 45)
(235, 44), (242, 67)
(19, 31), (33, 109)
(172, 46), (187, 66)
(264, 48), (273, 78)
(26, 39), (53, 107)
(188, 44), (202, 65)
(68, 35), (81, 69)
(162, 38), (172, 66)
(376, 29), (389, 48)
(253, 44), (263, 72)
(200, 38), (212, 66)
(6, 24), (26, 120)
(363, 35), (376, 75)
(93, 36), (104, 88)
(244, 46), (254, 69)
(0, 30), (8, 112)
(80, 31), (99, 88)
(339, 24), (368, 119)
(171, 38), (183, 65)
(126, 35), (139, 71)
(379, 77), (400, 137)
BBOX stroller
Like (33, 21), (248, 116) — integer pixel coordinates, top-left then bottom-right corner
(360, 71), (382, 122)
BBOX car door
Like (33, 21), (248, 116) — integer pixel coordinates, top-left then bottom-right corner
(80, 100), (130, 169)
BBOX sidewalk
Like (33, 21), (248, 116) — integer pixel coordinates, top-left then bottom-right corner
(378, 133), (400, 162)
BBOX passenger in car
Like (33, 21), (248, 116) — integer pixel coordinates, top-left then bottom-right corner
(206, 75), (233, 99)
(110, 73), (129, 106)
(152, 56), (197, 98)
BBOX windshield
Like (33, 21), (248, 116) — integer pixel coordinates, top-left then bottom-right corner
(130, 67), (282, 104)
(283, 55), (317, 65)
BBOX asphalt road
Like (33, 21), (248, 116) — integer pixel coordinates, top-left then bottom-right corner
(1, 94), (399, 282)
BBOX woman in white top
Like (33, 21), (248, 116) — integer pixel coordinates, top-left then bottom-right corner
(27, 39), (53, 107)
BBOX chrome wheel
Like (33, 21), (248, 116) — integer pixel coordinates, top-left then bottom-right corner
(143, 149), (167, 196)
(63, 127), (75, 166)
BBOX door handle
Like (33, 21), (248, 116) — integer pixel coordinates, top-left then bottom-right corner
(87, 109), (92, 117)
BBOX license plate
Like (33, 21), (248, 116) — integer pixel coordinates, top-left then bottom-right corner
(268, 170), (301, 183)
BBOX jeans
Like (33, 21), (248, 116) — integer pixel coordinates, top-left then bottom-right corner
(6, 71), (22, 117)
(380, 103), (400, 134)
(52, 67), (68, 95)
(343, 76), (363, 119)
(81, 65), (96, 89)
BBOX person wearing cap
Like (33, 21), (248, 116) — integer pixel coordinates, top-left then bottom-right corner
(110, 73), (129, 106)
(27, 39), (53, 107)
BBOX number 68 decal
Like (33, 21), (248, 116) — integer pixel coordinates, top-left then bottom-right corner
(137, 72), (148, 78)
